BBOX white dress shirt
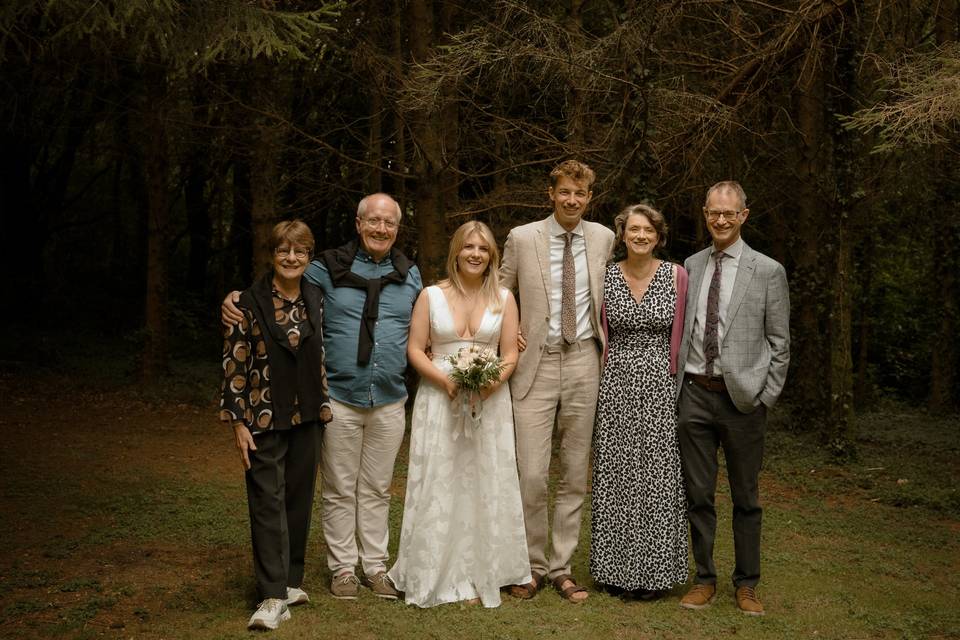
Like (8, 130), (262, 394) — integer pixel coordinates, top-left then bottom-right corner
(685, 236), (744, 375)
(547, 216), (594, 344)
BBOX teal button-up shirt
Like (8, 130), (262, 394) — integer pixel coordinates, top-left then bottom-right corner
(304, 248), (422, 408)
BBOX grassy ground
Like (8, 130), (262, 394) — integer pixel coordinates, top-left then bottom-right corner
(0, 362), (957, 639)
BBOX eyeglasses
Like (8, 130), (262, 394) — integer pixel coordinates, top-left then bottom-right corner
(704, 209), (742, 222)
(274, 246), (309, 260)
(360, 216), (399, 231)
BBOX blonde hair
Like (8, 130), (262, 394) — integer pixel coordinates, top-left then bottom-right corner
(444, 221), (503, 313)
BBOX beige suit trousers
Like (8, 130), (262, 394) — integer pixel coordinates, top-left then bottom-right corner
(513, 340), (600, 580)
(321, 398), (405, 577)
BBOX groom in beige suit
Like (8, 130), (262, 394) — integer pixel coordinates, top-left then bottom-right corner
(500, 160), (614, 603)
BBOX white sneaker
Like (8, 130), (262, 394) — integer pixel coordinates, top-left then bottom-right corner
(286, 586), (310, 606)
(247, 598), (291, 631)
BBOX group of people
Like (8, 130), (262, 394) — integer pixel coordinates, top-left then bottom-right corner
(218, 160), (790, 631)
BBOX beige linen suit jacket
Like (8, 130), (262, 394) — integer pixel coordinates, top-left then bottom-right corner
(500, 216), (615, 401)
(676, 241), (791, 413)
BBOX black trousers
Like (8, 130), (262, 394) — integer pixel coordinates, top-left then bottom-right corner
(677, 379), (766, 589)
(245, 422), (321, 600)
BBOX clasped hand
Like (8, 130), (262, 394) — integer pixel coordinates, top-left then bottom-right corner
(444, 379), (495, 404)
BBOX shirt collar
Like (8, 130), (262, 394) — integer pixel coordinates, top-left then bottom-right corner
(356, 246), (392, 265)
(713, 235), (744, 259)
(548, 215), (584, 238)
(271, 283), (303, 305)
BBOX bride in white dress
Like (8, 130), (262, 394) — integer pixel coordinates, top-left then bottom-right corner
(388, 221), (531, 608)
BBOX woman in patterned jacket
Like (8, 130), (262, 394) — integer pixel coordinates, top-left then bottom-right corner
(220, 220), (332, 631)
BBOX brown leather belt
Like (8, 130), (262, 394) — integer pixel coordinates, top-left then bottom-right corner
(544, 338), (599, 355)
(688, 373), (727, 393)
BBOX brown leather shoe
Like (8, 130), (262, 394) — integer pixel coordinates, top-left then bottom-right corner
(735, 586), (765, 616)
(679, 583), (716, 610)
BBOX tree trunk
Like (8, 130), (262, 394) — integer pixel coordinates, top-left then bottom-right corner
(185, 152), (211, 292)
(439, 1), (460, 218)
(368, 86), (384, 194)
(821, 9), (861, 456)
(231, 157), (253, 286)
(0, 132), (38, 302)
(389, 0), (408, 216)
(566, 0), (586, 147)
(928, 0), (959, 412)
(140, 72), (171, 382)
(790, 38), (829, 430)
(854, 235), (874, 408)
(826, 217), (855, 455)
(247, 60), (290, 279)
(250, 120), (283, 279)
(408, 0), (447, 283)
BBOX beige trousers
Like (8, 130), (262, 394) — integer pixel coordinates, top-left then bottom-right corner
(321, 398), (406, 577)
(513, 340), (600, 580)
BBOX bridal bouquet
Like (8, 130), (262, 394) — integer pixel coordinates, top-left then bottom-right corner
(447, 345), (503, 439)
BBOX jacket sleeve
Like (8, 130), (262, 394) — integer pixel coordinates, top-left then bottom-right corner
(317, 297), (334, 424)
(759, 262), (790, 407)
(500, 229), (519, 294)
(219, 311), (254, 427)
(670, 264), (688, 376)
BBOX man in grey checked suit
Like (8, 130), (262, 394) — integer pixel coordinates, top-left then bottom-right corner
(675, 181), (790, 616)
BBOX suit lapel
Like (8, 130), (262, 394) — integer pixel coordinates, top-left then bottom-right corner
(723, 242), (757, 330)
(583, 223), (605, 322)
(535, 218), (553, 308)
(684, 248), (710, 338)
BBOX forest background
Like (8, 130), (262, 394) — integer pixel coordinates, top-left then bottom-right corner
(1, 1), (959, 638)
(2, 0), (959, 462)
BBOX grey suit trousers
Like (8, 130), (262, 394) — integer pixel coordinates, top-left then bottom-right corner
(677, 379), (765, 588)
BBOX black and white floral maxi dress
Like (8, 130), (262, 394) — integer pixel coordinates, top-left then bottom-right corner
(590, 261), (688, 591)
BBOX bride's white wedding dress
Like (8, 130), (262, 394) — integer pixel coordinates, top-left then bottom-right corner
(387, 286), (530, 608)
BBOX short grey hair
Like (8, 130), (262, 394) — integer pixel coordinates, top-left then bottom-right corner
(704, 181), (747, 210)
(357, 193), (402, 220)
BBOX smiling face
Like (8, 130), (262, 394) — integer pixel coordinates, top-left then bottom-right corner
(703, 188), (749, 251)
(272, 243), (310, 282)
(622, 213), (659, 259)
(456, 231), (491, 280)
(355, 194), (401, 261)
(549, 175), (593, 231)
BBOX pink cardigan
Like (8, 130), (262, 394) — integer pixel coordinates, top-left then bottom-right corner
(601, 263), (688, 375)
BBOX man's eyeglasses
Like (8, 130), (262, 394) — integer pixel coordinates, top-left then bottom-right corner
(360, 216), (399, 231)
(704, 209), (742, 222)
(274, 246), (310, 260)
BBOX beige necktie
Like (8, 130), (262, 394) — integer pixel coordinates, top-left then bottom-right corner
(561, 232), (576, 344)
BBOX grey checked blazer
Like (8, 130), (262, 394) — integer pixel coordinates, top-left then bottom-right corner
(500, 216), (615, 401)
(676, 241), (791, 413)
